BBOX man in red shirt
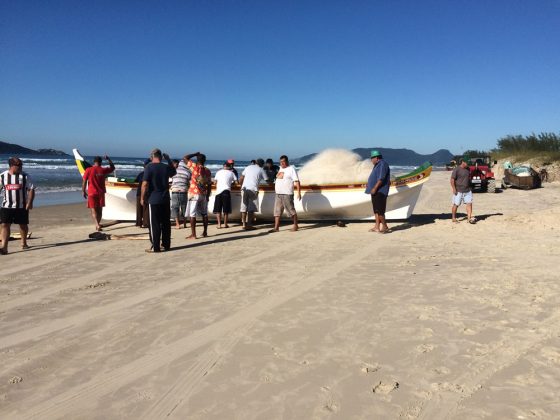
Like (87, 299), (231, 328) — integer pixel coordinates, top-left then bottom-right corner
(82, 155), (115, 231)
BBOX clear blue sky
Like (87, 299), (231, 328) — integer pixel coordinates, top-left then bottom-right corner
(1, 0), (559, 159)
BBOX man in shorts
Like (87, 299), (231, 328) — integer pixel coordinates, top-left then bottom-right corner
(451, 158), (474, 223)
(170, 159), (191, 229)
(366, 150), (391, 233)
(184, 152), (212, 239)
(0, 157), (36, 254)
(141, 149), (176, 252)
(213, 162), (237, 228)
(238, 158), (267, 230)
(270, 155), (301, 232)
(82, 155), (115, 232)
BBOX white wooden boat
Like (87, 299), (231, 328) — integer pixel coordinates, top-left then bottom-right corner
(74, 149), (431, 221)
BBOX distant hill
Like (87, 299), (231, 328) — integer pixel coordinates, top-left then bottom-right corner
(0, 140), (70, 156)
(294, 148), (453, 166)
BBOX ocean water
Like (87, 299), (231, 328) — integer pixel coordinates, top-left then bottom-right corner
(0, 153), (417, 207)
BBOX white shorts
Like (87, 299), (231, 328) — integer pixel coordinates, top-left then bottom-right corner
(452, 191), (473, 206)
(240, 189), (259, 213)
(186, 194), (208, 217)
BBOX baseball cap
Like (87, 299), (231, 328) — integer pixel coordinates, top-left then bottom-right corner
(370, 150), (381, 158)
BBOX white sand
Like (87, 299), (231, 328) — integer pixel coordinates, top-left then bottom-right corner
(1, 171), (560, 419)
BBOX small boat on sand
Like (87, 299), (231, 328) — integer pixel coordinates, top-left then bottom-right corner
(73, 149), (432, 221)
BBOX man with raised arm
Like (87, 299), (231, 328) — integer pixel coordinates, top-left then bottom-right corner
(82, 154), (115, 232)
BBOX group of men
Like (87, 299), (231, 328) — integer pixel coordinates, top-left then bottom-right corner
(82, 150), (302, 253)
(0, 150), (476, 255)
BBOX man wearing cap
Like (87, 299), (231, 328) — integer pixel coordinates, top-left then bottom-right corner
(82, 154), (115, 232)
(451, 158), (474, 223)
(141, 149), (176, 252)
(365, 150), (391, 233)
(1, 157), (35, 254)
(238, 158), (267, 230)
(183, 152), (212, 239)
(226, 159), (239, 178)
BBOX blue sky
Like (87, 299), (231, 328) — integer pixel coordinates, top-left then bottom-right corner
(1, 0), (559, 159)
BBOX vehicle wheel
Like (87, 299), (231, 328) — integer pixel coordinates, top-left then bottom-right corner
(487, 179), (496, 193)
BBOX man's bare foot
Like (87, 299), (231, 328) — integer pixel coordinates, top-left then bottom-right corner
(217, 225), (222, 229)
(174, 225), (182, 229)
(268, 228), (279, 233)
(202, 232), (208, 237)
(224, 224), (229, 228)
(291, 226), (298, 232)
(186, 234), (197, 240)
(368, 227), (379, 232)
(96, 226), (103, 232)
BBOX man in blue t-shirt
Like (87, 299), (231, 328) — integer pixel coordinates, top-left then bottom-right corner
(365, 150), (391, 233)
(141, 149), (176, 252)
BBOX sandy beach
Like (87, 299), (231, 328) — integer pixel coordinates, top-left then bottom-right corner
(1, 171), (560, 419)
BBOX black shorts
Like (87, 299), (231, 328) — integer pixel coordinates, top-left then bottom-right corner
(0, 208), (29, 225)
(371, 193), (387, 216)
(213, 190), (232, 214)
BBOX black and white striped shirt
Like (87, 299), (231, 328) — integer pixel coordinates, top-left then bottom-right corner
(0, 170), (35, 209)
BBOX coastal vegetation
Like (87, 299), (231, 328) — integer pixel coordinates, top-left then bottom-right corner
(491, 132), (560, 163)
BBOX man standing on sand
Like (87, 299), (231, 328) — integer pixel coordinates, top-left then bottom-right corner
(170, 159), (191, 229)
(135, 158), (151, 228)
(0, 157), (35, 254)
(366, 150), (391, 233)
(451, 157), (475, 224)
(141, 149), (176, 253)
(213, 162), (237, 228)
(264, 158), (279, 184)
(270, 155), (301, 232)
(184, 152), (212, 239)
(82, 155), (115, 232)
(239, 158), (267, 230)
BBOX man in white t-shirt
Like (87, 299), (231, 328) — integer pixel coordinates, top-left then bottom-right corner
(270, 155), (301, 232)
(213, 162), (237, 228)
(238, 158), (267, 230)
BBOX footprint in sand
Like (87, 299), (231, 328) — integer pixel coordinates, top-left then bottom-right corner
(361, 362), (380, 373)
(372, 381), (399, 394)
(433, 366), (450, 375)
(416, 343), (435, 353)
(463, 327), (477, 335)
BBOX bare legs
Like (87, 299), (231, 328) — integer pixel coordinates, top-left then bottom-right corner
(89, 207), (102, 231)
(187, 216), (209, 239)
(451, 203), (473, 223)
(0, 223), (28, 253)
(270, 214), (298, 232)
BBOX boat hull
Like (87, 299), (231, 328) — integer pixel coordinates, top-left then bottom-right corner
(74, 148), (431, 222)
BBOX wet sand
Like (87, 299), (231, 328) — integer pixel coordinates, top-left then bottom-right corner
(1, 171), (560, 419)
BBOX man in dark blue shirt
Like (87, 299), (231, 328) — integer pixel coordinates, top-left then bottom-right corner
(141, 149), (176, 252)
(365, 150), (391, 233)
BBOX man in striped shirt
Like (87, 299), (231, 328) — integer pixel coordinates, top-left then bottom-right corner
(1, 157), (36, 254)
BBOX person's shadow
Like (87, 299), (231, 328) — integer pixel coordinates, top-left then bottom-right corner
(388, 212), (504, 232)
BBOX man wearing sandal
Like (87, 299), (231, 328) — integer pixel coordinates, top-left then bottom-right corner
(451, 158), (475, 224)
(0, 157), (35, 254)
(366, 150), (391, 233)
